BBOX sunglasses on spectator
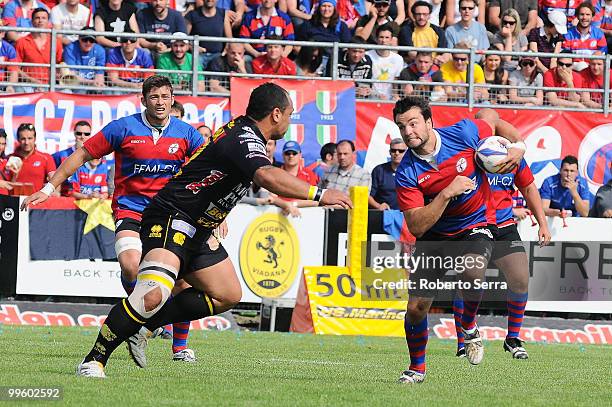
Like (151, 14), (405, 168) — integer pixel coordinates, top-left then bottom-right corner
(558, 62), (573, 68)
(520, 60), (535, 67)
(80, 37), (95, 43)
(374, 3), (389, 7)
(460, 6), (475, 11)
(453, 56), (468, 62)
(390, 148), (406, 154)
(75, 131), (91, 136)
(283, 151), (298, 156)
(502, 19), (516, 26)
(18, 123), (35, 131)
(120, 38), (137, 44)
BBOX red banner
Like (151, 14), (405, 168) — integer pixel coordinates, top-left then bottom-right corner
(356, 103), (611, 195)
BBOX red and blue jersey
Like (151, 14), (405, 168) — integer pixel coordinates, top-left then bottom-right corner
(562, 26), (608, 57)
(239, 7), (295, 52)
(69, 160), (110, 195)
(602, 4), (612, 31)
(395, 119), (495, 236)
(487, 159), (534, 228)
(1, 0), (49, 28)
(106, 48), (154, 83)
(52, 146), (76, 196)
(539, 0), (579, 24)
(83, 112), (204, 221)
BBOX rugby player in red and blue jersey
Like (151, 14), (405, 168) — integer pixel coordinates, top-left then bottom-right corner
(393, 96), (526, 384)
(453, 159), (551, 360)
(22, 76), (205, 366)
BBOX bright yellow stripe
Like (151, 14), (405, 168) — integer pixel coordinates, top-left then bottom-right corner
(138, 273), (174, 291)
(122, 299), (145, 324)
(162, 215), (172, 247)
(204, 294), (214, 315)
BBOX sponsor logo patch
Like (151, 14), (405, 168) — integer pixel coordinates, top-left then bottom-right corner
(171, 219), (196, 238)
(149, 224), (163, 238)
(185, 170), (226, 194)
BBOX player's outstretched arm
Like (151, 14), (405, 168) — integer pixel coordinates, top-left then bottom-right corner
(254, 166), (353, 209)
(518, 182), (551, 246)
(403, 175), (476, 238)
(475, 108), (525, 173)
(20, 147), (93, 210)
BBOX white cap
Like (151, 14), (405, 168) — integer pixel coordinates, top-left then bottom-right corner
(547, 10), (567, 35)
(170, 32), (189, 44)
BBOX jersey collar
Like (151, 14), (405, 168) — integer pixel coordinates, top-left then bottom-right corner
(141, 111), (171, 144)
(411, 129), (441, 163)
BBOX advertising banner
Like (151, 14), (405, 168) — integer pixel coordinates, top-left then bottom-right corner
(0, 195), (19, 295)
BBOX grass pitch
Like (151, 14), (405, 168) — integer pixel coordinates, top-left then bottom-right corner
(0, 325), (610, 406)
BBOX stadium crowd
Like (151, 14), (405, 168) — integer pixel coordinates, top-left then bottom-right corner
(0, 0), (610, 104)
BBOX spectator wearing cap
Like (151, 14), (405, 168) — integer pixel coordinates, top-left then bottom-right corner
(156, 32), (205, 92)
(562, 2), (608, 68)
(355, 0), (399, 45)
(15, 8), (63, 92)
(540, 155), (590, 218)
(1, 0), (50, 42)
(207, 43), (252, 93)
(9, 123), (56, 192)
(507, 54), (543, 106)
(399, 1), (449, 65)
(94, 0), (140, 49)
(579, 52), (612, 109)
(369, 138), (406, 210)
(62, 28), (106, 92)
(185, 0), (232, 70)
(399, 51), (445, 100)
(106, 31), (154, 89)
(445, 0), (489, 62)
(327, 36), (373, 98)
(543, 50), (585, 108)
(486, 0), (537, 36)
(319, 139), (371, 194)
(528, 10), (566, 72)
(138, 0), (187, 58)
(252, 35), (297, 75)
(297, 0), (351, 47)
(0, 21), (18, 93)
(240, 0), (295, 58)
(367, 24), (406, 100)
(51, 0), (93, 46)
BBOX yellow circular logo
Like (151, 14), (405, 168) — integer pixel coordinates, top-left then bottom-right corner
(239, 213), (300, 298)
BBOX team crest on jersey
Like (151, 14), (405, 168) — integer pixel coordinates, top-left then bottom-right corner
(168, 143), (179, 154)
(149, 224), (163, 238)
(173, 232), (186, 246)
(185, 170), (227, 194)
(456, 157), (467, 173)
(94, 175), (102, 183)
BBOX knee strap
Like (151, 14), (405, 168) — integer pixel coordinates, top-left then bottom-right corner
(127, 261), (178, 319)
(115, 236), (142, 257)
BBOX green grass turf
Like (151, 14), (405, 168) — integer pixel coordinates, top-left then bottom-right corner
(0, 325), (610, 406)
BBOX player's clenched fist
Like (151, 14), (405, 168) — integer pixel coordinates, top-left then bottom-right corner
(320, 189), (353, 209)
(442, 175), (476, 199)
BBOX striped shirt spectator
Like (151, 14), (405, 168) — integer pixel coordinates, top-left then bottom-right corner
(240, 0), (295, 57)
(1, 0), (50, 42)
(562, 2), (607, 61)
(106, 36), (154, 89)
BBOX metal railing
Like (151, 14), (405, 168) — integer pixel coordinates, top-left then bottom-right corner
(0, 26), (610, 113)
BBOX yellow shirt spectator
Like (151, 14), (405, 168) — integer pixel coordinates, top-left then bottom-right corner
(440, 60), (486, 84)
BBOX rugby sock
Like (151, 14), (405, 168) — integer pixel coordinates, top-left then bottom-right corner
(145, 287), (215, 331)
(83, 299), (143, 366)
(120, 276), (136, 295)
(405, 315), (428, 374)
(460, 289), (483, 333)
(506, 290), (528, 339)
(172, 322), (191, 354)
(452, 297), (465, 350)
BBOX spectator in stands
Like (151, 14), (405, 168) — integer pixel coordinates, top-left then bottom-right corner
(286, 0), (313, 28)
(528, 10), (565, 73)
(399, 1), (448, 65)
(562, 2), (608, 70)
(399, 51), (445, 100)
(446, 0), (485, 26)
(170, 100), (185, 119)
(296, 0), (351, 47)
(0, 129), (6, 159)
(481, 51), (508, 104)
(487, 0), (537, 36)
(138, 0), (188, 58)
(68, 157), (110, 200)
(580, 53), (611, 109)
(197, 124), (212, 143)
(94, 0), (140, 49)
(366, 24), (404, 100)
(106, 31), (154, 89)
(491, 8), (528, 72)
(311, 142), (336, 179)
(62, 28), (106, 92)
(274, 140), (320, 214)
(539, 0), (580, 26)
(543, 50), (585, 108)
(445, 0), (489, 61)
(296, 45), (324, 76)
(9, 123), (56, 192)
(540, 155), (590, 218)
(2, 0), (49, 42)
(602, 0), (612, 51)
(319, 139), (370, 193)
(156, 32), (205, 92)
(252, 34), (297, 75)
(52, 120), (91, 196)
(441, 41), (487, 102)
(207, 42), (252, 93)
(508, 54), (544, 106)
(185, 0), (232, 70)
(0, 22), (18, 93)
(369, 137), (406, 210)
(356, 0), (399, 45)
(50, 0), (93, 46)
(240, 0), (295, 58)
(328, 36), (372, 97)
(589, 162), (612, 218)
(216, 0), (247, 29)
(15, 8), (62, 92)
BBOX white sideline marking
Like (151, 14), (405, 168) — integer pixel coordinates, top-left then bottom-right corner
(267, 358), (353, 366)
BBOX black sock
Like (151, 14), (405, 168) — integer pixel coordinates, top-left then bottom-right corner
(145, 288), (215, 331)
(83, 299), (144, 366)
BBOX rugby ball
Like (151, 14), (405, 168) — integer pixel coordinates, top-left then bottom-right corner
(475, 136), (508, 174)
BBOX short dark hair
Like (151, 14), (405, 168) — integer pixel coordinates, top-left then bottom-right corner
(32, 7), (49, 18)
(320, 142), (336, 160)
(74, 120), (91, 129)
(410, 0), (432, 15)
(337, 139), (355, 152)
(375, 23), (394, 37)
(142, 75), (173, 98)
(561, 155), (579, 167)
(246, 82), (291, 120)
(393, 96), (432, 123)
(171, 100), (184, 118)
(17, 123), (36, 138)
(350, 36), (367, 45)
(0, 129), (7, 139)
(197, 124), (211, 132)
(577, 1), (595, 15)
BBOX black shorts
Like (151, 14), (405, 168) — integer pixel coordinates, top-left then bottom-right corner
(407, 225), (496, 298)
(140, 207), (228, 278)
(115, 217), (141, 234)
(492, 223), (525, 261)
